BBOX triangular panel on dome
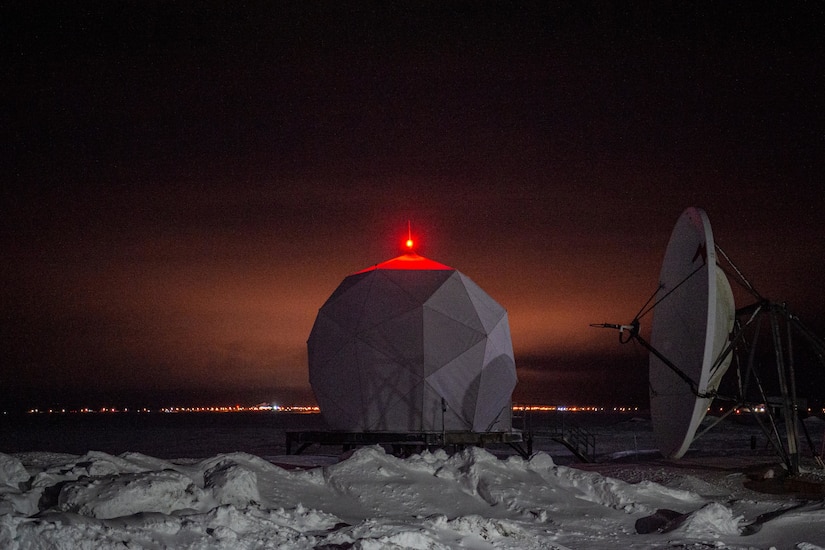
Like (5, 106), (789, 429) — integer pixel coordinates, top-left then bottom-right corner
(307, 311), (352, 369)
(356, 340), (424, 431)
(322, 273), (372, 307)
(317, 273), (373, 332)
(358, 307), (424, 369)
(421, 382), (467, 431)
(457, 272), (507, 333)
(424, 271), (485, 332)
(380, 268), (455, 302)
(425, 339), (487, 427)
(482, 315), (515, 364)
(422, 306), (486, 376)
(324, 271), (371, 305)
(474, 353), (517, 432)
(309, 340), (365, 430)
(366, 380), (429, 431)
(356, 271), (423, 332)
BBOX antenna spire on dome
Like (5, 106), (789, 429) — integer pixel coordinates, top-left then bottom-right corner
(405, 220), (415, 252)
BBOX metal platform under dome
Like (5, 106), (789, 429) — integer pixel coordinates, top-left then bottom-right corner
(285, 430), (532, 458)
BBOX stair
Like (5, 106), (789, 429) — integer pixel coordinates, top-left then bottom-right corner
(550, 422), (596, 463)
(514, 411), (597, 463)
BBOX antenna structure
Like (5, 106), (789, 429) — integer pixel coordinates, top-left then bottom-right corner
(592, 208), (825, 475)
(406, 220), (414, 251)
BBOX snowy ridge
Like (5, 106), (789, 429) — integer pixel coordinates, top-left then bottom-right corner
(1, 447), (824, 549)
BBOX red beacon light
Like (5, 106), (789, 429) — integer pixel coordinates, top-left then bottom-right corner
(354, 221), (451, 273)
(404, 221), (415, 251)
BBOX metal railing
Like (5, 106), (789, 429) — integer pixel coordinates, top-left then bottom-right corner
(513, 410), (597, 462)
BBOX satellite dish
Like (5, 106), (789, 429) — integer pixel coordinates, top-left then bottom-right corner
(594, 206), (825, 474)
(649, 207), (735, 459)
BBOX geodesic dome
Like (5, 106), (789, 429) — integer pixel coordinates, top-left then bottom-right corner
(307, 252), (516, 432)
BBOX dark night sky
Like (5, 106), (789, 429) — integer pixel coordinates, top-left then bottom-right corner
(2, 2), (824, 411)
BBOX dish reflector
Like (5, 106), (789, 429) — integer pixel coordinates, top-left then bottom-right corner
(649, 208), (735, 459)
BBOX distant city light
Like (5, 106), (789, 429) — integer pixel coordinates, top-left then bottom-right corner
(512, 405), (638, 413)
(25, 403), (825, 416)
(22, 404), (651, 415)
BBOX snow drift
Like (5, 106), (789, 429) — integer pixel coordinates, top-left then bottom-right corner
(2, 446), (824, 549)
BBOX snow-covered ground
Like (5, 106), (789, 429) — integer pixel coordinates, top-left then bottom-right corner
(2, 415), (824, 549)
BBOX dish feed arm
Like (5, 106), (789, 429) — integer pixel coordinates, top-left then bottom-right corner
(590, 320), (712, 399)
